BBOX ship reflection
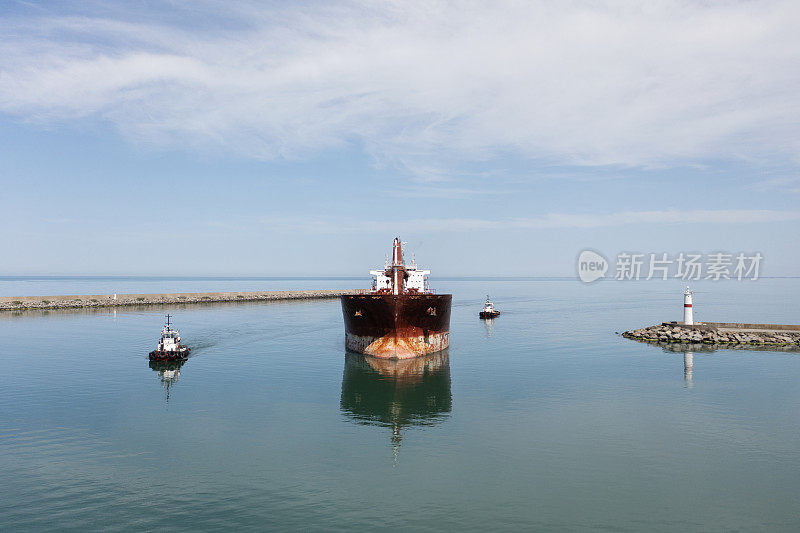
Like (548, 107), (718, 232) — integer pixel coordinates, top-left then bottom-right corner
(483, 317), (495, 337)
(340, 351), (452, 463)
(149, 359), (187, 402)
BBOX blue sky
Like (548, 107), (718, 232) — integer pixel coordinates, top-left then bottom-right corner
(1, 1), (799, 276)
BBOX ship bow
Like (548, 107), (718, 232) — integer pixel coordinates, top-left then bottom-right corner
(341, 294), (451, 359)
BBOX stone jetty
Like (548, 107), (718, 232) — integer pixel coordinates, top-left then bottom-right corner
(0, 289), (367, 311)
(623, 322), (800, 347)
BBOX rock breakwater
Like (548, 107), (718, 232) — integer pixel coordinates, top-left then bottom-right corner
(623, 322), (800, 347)
(0, 289), (367, 311)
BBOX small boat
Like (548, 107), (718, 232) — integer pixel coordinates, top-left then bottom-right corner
(148, 314), (190, 361)
(479, 296), (500, 319)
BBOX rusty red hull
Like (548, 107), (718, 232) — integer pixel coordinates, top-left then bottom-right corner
(341, 293), (452, 359)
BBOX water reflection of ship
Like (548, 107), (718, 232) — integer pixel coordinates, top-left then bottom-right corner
(340, 350), (452, 463)
(483, 317), (496, 337)
(149, 358), (187, 402)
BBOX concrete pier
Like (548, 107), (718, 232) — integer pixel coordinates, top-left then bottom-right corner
(0, 289), (366, 311)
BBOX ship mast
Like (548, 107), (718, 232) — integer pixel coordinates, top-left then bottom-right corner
(390, 237), (406, 295)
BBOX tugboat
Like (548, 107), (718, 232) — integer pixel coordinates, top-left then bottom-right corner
(148, 314), (190, 361)
(479, 296), (500, 319)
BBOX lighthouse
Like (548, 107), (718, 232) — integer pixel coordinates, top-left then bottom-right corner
(683, 286), (693, 325)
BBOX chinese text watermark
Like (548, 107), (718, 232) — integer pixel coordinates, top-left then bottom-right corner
(578, 251), (762, 282)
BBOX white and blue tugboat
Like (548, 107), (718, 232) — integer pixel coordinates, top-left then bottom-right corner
(148, 314), (190, 361)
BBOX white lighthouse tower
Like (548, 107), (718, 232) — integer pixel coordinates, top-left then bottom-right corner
(683, 286), (694, 325)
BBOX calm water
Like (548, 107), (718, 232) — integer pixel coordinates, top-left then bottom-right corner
(2, 278), (800, 531)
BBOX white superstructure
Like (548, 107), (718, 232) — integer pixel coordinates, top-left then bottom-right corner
(370, 249), (431, 293)
(370, 269), (392, 291)
(156, 325), (182, 353)
(405, 253), (431, 293)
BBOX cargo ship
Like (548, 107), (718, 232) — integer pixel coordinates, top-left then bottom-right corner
(341, 238), (452, 359)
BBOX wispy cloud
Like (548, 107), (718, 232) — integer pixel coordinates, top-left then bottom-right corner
(2, 1), (800, 172)
(747, 176), (800, 194)
(256, 209), (800, 234)
(393, 184), (508, 199)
